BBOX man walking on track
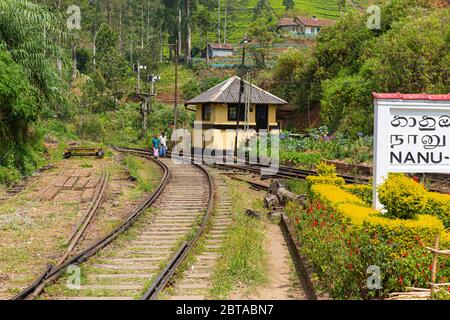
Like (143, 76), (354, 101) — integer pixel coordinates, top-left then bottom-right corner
(159, 132), (167, 158)
(152, 134), (160, 158)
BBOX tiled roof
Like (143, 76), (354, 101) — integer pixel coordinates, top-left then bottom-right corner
(185, 76), (288, 105)
(277, 18), (298, 27)
(208, 43), (234, 50)
(373, 93), (450, 101)
(295, 16), (336, 27)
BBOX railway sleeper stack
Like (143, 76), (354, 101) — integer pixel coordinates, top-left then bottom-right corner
(170, 173), (232, 300)
(42, 160), (210, 300)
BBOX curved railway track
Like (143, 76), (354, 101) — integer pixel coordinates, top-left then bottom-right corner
(13, 147), (215, 300)
(57, 160), (108, 266)
(0, 163), (58, 205)
(12, 152), (169, 300)
(164, 150), (449, 194)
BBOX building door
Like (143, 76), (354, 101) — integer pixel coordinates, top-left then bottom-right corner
(256, 104), (269, 132)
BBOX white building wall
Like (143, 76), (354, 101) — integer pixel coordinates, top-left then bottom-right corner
(211, 49), (233, 58)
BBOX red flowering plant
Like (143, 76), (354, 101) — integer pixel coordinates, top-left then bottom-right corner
(285, 201), (366, 299)
(285, 200), (450, 300)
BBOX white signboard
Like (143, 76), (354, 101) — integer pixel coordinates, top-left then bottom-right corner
(373, 94), (450, 210)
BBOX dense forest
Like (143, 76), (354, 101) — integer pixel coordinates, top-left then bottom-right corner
(0, 0), (449, 184)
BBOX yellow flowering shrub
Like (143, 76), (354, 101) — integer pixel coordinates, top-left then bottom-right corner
(336, 204), (378, 225)
(343, 184), (373, 205)
(306, 176), (345, 192)
(316, 162), (338, 177)
(441, 231), (450, 248)
(426, 192), (450, 228)
(378, 174), (428, 219)
(290, 177), (450, 299)
(310, 184), (366, 207)
(366, 214), (444, 249)
(320, 187), (445, 249)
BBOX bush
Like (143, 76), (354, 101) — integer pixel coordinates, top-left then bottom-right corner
(306, 176), (345, 192)
(0, 165), (21, 185)
(182, 79), (200, 101)
(427, 193), (450, 228)
(378, 174), (428, 219)
(316, 162), (337, 177)
(280, 150), (322, 166)
(343, 185), (373, 206)
(310, 184), (366, 207)
(76, 116), (105, 141)
(286, 184), (449, 299)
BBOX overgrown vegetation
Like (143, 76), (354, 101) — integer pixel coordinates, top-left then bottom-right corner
(265, 0), (450, 136)
(0, 0), (69, 184)
(286, 165), (450, 299)
(210, 180), (268, 299)
(280, 127), (373, 166)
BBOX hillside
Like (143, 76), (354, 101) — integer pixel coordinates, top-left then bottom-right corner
(200, 0), (372, 45)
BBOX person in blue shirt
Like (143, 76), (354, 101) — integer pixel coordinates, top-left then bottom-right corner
(159, 132), (167, 158)
(152, 135), (160, 158)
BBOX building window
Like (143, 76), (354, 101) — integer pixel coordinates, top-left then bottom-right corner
(202, 104), (211, 121)
(228, 104), (245, 121)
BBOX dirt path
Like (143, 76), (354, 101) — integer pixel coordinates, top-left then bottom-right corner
(231, 222), (308, 300)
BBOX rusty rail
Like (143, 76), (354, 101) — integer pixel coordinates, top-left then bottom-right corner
(111, 147), (216, 300)
(12, 151), (170, 300)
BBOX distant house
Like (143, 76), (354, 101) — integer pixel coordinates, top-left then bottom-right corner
(276, 17), (302, 34)
(203, 43), (234, 59)
(277, 16), (336, 37)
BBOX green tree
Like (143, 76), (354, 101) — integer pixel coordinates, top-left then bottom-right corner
(248, 19), (276, 68)
(193, 5), (214, 53)
(320, 74), (373, 136)
(0, 0), (68, 109)
(95, 23), (129, 101)
(282, 0), (295, 10)
(361, 9), (450, 94)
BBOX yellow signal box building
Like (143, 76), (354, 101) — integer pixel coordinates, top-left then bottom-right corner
(185, 76), (289, 153)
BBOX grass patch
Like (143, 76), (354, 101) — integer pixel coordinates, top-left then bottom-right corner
(209, 180), (268, 299)
(285, 179), (308, 195)
(79, 162), (93, 168)
(123, 155), (157, 192)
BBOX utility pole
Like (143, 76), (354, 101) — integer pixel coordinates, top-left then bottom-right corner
(174, 39), (179, 138)
(142, 74), (160, 139)
(234, 36), (248, 157)
(224, 3), (228, 43)
(185, 0), (192, 64)
(141, 2), (145, 50)
(178, 7), (182, 60)
(217, 0), (221, 43)
(137, 62), (141, 93)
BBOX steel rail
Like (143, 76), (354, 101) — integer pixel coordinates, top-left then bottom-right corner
(59, 160), (109, 265)
(113, 147), (216, 300)
(165, 151), (450, 193)
(12, 152), (170, 300)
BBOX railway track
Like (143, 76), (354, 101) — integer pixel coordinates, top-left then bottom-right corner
(12, 152), (168, 300)
(57, 160), (108, 265)
(0, 163), (56, 205)
(165, 171), (232, 300)
(165, 150), (449, 194)
(13, 147), (215, 300)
